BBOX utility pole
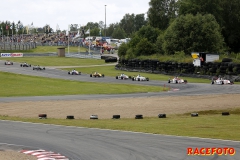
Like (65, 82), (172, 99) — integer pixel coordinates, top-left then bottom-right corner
(105, 5), (107, 38)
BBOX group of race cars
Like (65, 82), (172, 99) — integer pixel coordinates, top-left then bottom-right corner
(3, 60), (234, 84)
(5, 60), (45, 70)
(116, 73), (149, 81)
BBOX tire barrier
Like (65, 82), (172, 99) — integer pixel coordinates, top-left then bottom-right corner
(158, 114), (166, 118)
(66, 115), (75, 119)
(116, 58), (240, 80)
(222, 112), (230, 116)
(38, 114), (47, 119)
(90, 115), (98, 119)
(191, 113), (198, 117)
(135, 114), (143, 119)
(112, 115), (120, 119)
(105, 57), (118, 63)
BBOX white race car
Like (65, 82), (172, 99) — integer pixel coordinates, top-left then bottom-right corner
(68, 69), (81, 75)
(132, 74), (149, 81)
(168, 77), (187, 84)
(211, 78), (233, 85)
(4, 61), (13, 65)
(116, 73), (131, 80)
(33, 65), (45, 70)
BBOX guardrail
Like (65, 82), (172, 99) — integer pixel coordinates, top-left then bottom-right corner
(65, 53), (101, 59)
(0, 42), (37, 50)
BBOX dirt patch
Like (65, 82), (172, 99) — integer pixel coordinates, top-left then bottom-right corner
(0, 94), (239, 119)
(0, 150), (37, 160)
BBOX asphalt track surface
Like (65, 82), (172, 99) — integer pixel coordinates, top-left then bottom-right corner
(0, 60), (240, 160)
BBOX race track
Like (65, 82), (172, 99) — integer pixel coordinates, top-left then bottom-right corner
(0, 60), (240, 160)
(0, 120), (239, 160)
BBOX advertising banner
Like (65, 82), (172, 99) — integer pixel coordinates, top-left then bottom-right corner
(1, 53), (23, 57)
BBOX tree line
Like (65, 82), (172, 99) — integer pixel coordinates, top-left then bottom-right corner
(119, 0), (240, 59)
(1, 0), (240, 56)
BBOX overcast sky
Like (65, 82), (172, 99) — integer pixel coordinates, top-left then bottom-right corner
(2, 0), (150, 31)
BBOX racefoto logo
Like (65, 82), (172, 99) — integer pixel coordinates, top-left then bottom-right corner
(187, 147), (236, 156)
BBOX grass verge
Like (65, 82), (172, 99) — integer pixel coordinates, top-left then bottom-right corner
(0, 56), (106, 66)
(0, 108), (239, 141)
(0, 71), (163, 97)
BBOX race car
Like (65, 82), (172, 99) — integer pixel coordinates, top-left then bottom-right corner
(20, 62), (31, 67)
(132, 74), (149, 81)
(90, 72), (104, 78)
(168, 77), (187, 84)
(68, 69), (81, 75)
(4, 60), (13, 65)
(116, 73), (131, 80)
(211, 77), (233, 85)
(33, 65), (45, 70)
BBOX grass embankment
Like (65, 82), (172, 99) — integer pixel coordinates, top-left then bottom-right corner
(1, 109), (240, 141)
(0, 71), (163, 97)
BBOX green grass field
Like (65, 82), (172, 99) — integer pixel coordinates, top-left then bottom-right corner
(0, 71), (163, 97)
(0, 56), (106, 66)
(0, 53), (240, 141)
(1, 109), (240, 141)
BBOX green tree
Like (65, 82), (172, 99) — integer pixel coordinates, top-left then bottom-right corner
(148, 0), (178, 30)
(90, 28), (100, 36)
(118, 42), (128, 58)
(112, 26), (126, 39)
(119, 13), (135, 36)
(106, 23), (119, 37)
(220, 0), (240, 52)
(178, 0), (240, 52)
(156, 33), (165, 54)
(163, 14), (224, 55)
(137, 25), (161, 43)
(136, 38), (156, 56)
(135, 14), (147, 31)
